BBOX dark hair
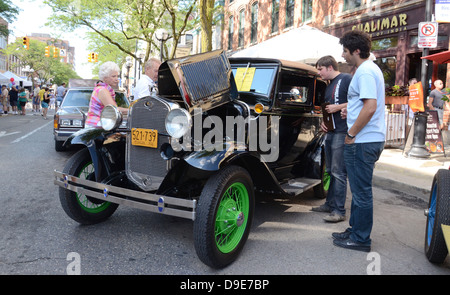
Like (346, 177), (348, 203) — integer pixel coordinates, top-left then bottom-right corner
(316, 55), (338, 70)
(339, 30), (371, 59)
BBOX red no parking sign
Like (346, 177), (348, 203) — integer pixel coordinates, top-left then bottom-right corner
(418, 22), (438, 48)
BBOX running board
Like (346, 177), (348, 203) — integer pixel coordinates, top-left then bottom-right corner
(280, 178), (322, 196)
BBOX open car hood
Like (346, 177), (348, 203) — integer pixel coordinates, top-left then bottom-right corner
(158, 50), (238, 113)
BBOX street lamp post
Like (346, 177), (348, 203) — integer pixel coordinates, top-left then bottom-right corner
(407, 0), (432, 159)
(155, 28), (169, 62)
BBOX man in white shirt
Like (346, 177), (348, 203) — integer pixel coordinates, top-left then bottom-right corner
(133, 58), (162, 100)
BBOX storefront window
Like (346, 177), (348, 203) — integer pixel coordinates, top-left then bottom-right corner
(374, 57), (397, 88)
(344, 0), (361, 11)
(372, 37), (398, 50)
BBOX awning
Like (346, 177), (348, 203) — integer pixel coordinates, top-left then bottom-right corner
(231, 25), (345, 64)
(421, 50), (450, 64)
(0, 72), (10, 85)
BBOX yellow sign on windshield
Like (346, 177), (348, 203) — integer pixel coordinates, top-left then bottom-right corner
(234, 67), (256, 91)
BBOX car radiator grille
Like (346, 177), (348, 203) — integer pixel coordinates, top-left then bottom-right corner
(126, 97), (170, 191)
(180, 53), (230, 105)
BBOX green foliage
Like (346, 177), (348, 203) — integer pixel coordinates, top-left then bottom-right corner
(44, 0), (199, 62)
(385, 85), (409, 97)
(0, 0), (19, 37)
(2, 38), (80, 85)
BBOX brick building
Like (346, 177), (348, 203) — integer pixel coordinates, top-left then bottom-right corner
(223, 0), (450, 88)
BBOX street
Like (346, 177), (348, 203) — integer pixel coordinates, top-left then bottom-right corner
(0, 110), (449, 275)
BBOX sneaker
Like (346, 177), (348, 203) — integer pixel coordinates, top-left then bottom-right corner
(332, 229), (351, 240)
(323, 213), (345, 223)
(333, 237), (371, 252)
(311, 204), (332, 213)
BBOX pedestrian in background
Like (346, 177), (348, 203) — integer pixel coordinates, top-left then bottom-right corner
(428, 79), (448, 130)
(1, 85), (8, 115)
(41, 87), (50, 120)
(133, 58), (161, 100)
(56, 82), (66, 111)
(333, 30), (385, 252)
(9, 83), (18, 115)
(32, 84), (41, 114)
(18, 87), (27, 115)
(312, 55), (351, 223)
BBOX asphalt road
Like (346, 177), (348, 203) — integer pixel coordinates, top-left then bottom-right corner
(0, 110), (449, 276)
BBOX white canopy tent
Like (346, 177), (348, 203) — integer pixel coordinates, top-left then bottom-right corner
(0, 72), (10, 85)
(2, 71), (32, 87)
(231, 25), (345, 64)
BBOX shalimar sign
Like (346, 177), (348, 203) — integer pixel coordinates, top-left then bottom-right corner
(352, 13), (408, 36)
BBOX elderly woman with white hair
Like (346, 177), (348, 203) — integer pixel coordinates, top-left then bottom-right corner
(85, 61), (128, 128)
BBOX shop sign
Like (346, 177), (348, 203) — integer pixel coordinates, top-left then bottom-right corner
(418, 22), (438, 48)
(436, 0), (450, 23)
(352, 13), (408, 37)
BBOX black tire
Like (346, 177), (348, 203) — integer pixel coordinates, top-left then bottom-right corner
(59, 148), (118, 225)
(55, 140), (65, 152)
(194, 165), (254, 268)
(425, 169), (450, 263)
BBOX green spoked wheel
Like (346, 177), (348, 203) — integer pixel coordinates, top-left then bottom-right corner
(314, 157), (329, 199)
(59, 148), (118, 225)
(215, 182), (250, 254)
(194, 166), (254, 268)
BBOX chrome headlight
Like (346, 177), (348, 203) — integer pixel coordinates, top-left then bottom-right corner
(101, 105), (123, 131)
(165, 108), (192, 138)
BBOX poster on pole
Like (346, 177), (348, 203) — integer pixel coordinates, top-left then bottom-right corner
(436, 0), (450, 23)
(425, 110), (445, 153)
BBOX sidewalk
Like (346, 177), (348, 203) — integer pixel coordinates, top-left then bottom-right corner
(373, 147), (450, 202)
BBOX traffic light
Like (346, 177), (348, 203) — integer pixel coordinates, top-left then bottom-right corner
(88, 52), (98, 63)
(53, 46), (59, 58)
(45, 46), (50, 57)
(22, 37), (29, 50)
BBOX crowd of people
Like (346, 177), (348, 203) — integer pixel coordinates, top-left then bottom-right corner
(0, 82), (64, 118)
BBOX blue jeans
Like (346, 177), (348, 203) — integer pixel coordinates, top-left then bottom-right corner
(324, 132), (347, 216)
(344, 142), (384, 245)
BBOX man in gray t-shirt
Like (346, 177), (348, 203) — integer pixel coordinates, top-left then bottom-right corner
(428, 79), (448, 128)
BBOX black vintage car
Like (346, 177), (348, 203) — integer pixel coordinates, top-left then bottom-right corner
(54, 50), (329, 268)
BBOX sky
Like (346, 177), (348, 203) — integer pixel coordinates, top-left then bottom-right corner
(9, 0), (93, 78)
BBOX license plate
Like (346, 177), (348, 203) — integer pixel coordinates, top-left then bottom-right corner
(131, 128), (158, 148)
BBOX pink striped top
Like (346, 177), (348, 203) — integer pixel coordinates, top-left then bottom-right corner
(85, 83), (115, 128)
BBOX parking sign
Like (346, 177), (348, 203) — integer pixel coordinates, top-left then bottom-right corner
(418, 22), (438, 48)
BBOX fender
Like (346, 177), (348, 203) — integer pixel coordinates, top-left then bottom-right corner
(182, 141), (282, 193)
(64, 128), (125, 182)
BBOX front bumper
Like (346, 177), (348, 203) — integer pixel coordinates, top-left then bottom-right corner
(54, 170), (197, 220)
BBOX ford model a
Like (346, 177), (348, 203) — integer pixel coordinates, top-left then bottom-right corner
(54, 50), (328, 268)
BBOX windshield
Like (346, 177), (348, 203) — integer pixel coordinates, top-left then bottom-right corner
(231, 64), (277, 97)
(61, 89), (129, 108)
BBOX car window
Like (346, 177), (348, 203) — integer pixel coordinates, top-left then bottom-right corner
(278, 72), (315, 106)
(61, 90), (92, 107)
(231, 65), (277, 97)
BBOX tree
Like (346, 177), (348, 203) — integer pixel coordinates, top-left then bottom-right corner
(198, 0), (214, 52)
(44, 0), (198, 62)
(2, 38), (80, 86)
(0, 0), (19, 37)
